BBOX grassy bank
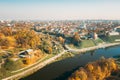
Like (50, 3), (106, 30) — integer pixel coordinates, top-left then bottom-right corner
(2, 49), (66, 80)
(68, 38), (104, 49)
(55, 52), (74, 61)
(101, 35), (120, 43)
(0, 54), (55, 79)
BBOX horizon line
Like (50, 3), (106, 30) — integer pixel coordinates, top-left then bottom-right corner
(1, 19), (120, 21)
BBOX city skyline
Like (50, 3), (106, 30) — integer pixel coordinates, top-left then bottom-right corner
(0, 0), (120, 20)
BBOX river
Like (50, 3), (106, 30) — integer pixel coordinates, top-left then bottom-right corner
(21, 45), (120, 80)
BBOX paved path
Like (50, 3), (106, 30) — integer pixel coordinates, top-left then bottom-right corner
(65, 43), (120, 53)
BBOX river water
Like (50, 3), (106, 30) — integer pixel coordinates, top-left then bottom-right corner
(21, 45), (120, 80)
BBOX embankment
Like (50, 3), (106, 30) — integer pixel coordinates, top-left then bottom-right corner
(2, 50), (66, 80)
(65, 43), (120, 53)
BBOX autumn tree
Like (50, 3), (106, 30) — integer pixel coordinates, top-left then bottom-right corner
(34, 50), (43, 58)
(85, 63), (94, 72)
(0, 27), (12, 36)
(73, 32), (80, 42)
(0, 36), (16, 48)
(58, 36), (65, 44)
(38, 40), (53, 54)
(15, 29), (40, 48)
(69, 68), (87, 80)
(23, 57), (31, 65)
(68, 58), (118, 80)
(73, 32), (81, 46)
(47, 47), (52, 54)
(0, 33), (5, 38)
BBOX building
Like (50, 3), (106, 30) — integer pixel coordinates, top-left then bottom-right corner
(18, 49), (33, 58)
(93, 32), (98, 40)
(115, 26), (120, 32)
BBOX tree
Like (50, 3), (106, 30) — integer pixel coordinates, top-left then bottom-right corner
(15, 29), (40, 48)
(38, 40), (52, 54)
(23, 57), (31, 65)
(68, 58), (118, 80)
(0, 36), (16, 48)
(85, 63), (94, 72)
(0, 33), (5, 38)
(73, 32), (81, 46)
(58, 36), (65, 44)
(47, 47), (52, 54)
(73, 32), (80, 42)
(0, 27), (12, 36)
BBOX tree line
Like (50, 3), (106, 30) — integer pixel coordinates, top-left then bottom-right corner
(68, 58), (118, 80)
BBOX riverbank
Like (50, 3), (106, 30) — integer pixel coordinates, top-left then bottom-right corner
(22, 43), (120, 80)
(2, 50), (66, 80)
(54, 43), (120, 64)
(55, 52), (74, 61)
(2, 42), (120, 80)
(65, 43), (120, 53)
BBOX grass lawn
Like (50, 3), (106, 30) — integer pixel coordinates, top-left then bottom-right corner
(69, 38), (104, 49)
(78, 39), (96, 48)
(94, 38), (104, 45)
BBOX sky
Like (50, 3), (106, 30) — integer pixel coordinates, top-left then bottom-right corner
(0, 0), (120, 20)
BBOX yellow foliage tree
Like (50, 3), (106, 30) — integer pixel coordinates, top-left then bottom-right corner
(73, 32), (80, 42)
(23, 57), (31, 65)
(0, 36), (16, 48)
(58, 36), (65, 44)
(0, 27), (12, 36)
(15, 29), (40, 48)
(48, 47), (52, 54)
(68, 58), (118, 80)
(85, 63), (94, 72)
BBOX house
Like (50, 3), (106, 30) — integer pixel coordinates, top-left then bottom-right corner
(18, 49), (33, 58)
(115, 26), (120, 32)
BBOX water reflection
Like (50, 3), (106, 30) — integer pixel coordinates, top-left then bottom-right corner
(90, 50), (95, 56)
